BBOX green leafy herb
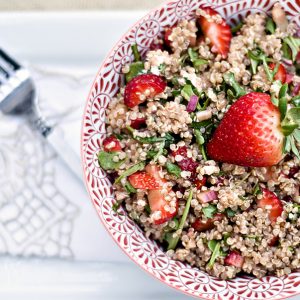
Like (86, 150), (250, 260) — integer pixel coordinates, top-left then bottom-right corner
(125, 61), (144, 83)
(207, 241), (221, 268)
(153, 141), (165, 162)
(112, 202), (124, 215)
(98, 151), (125, 171)
(223, 233), (231, 244)
(282, 41), (292, 60)
(223, 72), (246, 99)
(247, 49), (273, 81)
(283, 36), (300, 61)
(131, 43), (141, 62)
(292, 95), (300, 107)
(125, 181), (137, 194)
(158, 63), (167, 73)
(191, 119), (215, 143)
(253, 183), (262, 196)
(202, 204), (217, 219)
(181, 84), (194, 101)
(231, 22), (243, 34)
(188, 48), (208, 70)
(147, 148), (168, 160)
(265, 17), (276, 34)
(194, 129), (207, 160)
(145, 204), (151, 215)
(166, 190), (193, 250)
(126, 125), (171, 144)
(115, 161), (146, 184)
(225, 208), (236, 218)
(166, 161), (182, 178)
(208, 240), (217, 252)
(115, 133), (124, 140)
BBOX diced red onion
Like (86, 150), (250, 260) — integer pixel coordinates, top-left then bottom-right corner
(186, 95), (199, 112)
(282, 58), (293, 67)
(198, 190), (217, 203)
(292, 83), (300, 96)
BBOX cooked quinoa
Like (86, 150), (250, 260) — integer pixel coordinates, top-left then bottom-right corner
(99, 4), (300, 279)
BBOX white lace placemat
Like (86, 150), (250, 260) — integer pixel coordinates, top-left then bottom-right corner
(0, 65), (128, 262)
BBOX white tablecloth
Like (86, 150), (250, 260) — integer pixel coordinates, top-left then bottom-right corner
(0, 11), (298, 300)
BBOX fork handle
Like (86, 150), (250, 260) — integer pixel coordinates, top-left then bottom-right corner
(46, 127), (84, 183)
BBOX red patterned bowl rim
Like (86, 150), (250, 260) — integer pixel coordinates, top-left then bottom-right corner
(81, 1), (300, 299)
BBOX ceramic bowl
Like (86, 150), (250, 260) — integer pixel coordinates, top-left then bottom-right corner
(81, 1), (300, 299)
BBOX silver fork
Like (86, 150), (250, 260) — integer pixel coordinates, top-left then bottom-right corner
(0, 48), (83, 183)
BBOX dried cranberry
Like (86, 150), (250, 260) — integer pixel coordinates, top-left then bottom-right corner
(178, 158), (199, 173)
(283, 195), (293, 202)
(171, 146), (187, 158)
(130, 118), (146, 129)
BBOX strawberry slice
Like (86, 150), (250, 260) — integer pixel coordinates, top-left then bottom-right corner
(124, 74), (166, 108)
(257, 189), (283, 223)
(269, 63), (287, 83)
(128, 172), (160, 190)
(207, 92), (284, 167)
(130, 117), (146, 129)
(145, 164), (178, 225)
(197, 7), (232, 58)
(224, 251), (244, 268)
(103, 136), (122, 152)
(192, 213), (224, 232)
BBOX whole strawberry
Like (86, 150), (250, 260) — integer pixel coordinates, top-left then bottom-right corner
(207, 92), (284, 167)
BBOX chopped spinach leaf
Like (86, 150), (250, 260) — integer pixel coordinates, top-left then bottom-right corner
(166, 161), (182, 178)
(225, 208), (236, 218)
(207, 241), (221, 268)
(265, 17), (276, 34)
(231, 22), (243, 34)
(98, 151), (125, 171)
(115, 161), (146, 184)
(202, 204), (217, 219)
(223, 72), (246, 99)
(131, 43), (141, 62)
(125, 62), (144, 83)
(125, 181), (137, 194)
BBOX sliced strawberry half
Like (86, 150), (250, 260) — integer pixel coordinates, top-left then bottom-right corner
(128, 172), (160, 190)
(269, 63), (287, 83)
(130, 117), (146, 129)
(192, 213), (224, 232)
(103, 136), (122, 152)
(207, 92), (284, 167)
(224, 251), (244, 268)
(197, 7), (232, 58)
(257, 189), (283, 223)
(124, 74), (166, 108)
(145, 164), (178, 225)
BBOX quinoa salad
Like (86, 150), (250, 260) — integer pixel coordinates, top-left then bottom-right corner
(98, 4), (300, 279)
